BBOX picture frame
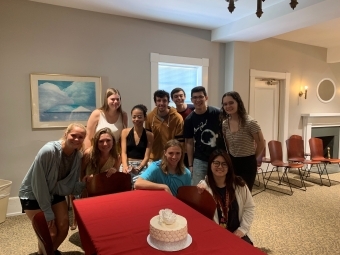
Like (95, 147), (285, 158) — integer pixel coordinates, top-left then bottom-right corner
(30, 73), (101, 128)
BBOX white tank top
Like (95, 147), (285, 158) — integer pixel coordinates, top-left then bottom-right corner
(96, 111), (124, 143)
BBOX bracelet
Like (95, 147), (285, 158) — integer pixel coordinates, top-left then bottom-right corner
(189, 165), (193, 167)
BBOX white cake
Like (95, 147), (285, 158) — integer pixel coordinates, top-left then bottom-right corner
(148, 209), (189, 251)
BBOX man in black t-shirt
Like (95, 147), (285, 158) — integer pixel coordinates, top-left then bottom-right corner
(183, 86), (222, 185)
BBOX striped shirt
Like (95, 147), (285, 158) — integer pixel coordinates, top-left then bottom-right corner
(222, 116), (261, 157)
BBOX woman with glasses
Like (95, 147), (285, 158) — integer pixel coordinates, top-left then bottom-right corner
(220, 91), (265, 191)
(197, 149), (255, 245)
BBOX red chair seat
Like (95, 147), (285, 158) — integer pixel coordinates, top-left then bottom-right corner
(177, 186), (216, 220)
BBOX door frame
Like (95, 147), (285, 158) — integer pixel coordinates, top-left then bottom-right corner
(249, 69), (290, 160)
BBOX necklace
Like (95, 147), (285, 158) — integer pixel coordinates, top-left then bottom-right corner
(215, 186), (229, 229)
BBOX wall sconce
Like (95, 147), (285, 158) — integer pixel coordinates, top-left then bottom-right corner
(299, 86), (308, 99)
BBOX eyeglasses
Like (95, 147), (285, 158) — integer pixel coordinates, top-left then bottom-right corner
(212, 161), (228, 168)
(191, 95), (205, 100)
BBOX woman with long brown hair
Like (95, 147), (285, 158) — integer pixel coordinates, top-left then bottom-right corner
(70, 128), (120, 231)
(197, 149), (255, 245)
(84, 88), (128, 149)
(220, 91), (265, 191)
(82, 127), (121, 178)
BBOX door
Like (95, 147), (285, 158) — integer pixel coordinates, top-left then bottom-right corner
(251, 79), (279, 157)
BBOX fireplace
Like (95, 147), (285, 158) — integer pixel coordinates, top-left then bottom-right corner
(301, 113), (340, 157)
(317, 136), (335, 158)
(311, 127), (339, 158)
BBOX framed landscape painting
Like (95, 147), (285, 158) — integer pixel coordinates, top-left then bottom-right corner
(30, 73), (101, 128)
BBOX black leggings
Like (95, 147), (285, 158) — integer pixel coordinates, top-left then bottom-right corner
(229, 154), (257, 192)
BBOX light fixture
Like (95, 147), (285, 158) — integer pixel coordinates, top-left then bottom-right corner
(226, 0), (237, 13)
(226, 0), (299, 18)
(299, 86), (308, 99)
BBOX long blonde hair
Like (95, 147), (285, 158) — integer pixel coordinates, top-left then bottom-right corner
(161, 139), (185, 175)
(60, 123), (86, 151)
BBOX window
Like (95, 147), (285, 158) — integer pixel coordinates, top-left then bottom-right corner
(150, 53), (209, 107)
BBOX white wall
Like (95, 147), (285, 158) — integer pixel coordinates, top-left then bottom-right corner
(2, 0), (340, 203)
(250, 38), (340, 137)
(0, 0), (225, 197)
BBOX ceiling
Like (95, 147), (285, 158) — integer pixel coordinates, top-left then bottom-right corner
(30, 0), (340, 63)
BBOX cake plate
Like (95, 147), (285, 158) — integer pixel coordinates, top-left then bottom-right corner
(147, 234), (192, 252)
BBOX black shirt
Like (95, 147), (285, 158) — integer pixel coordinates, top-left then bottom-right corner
(183, 106), (222, 162)
(216, 186), (240, 233)
(126, 128), (148, 159)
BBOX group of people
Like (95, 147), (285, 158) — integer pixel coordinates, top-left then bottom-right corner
(19, 85), (264, 254)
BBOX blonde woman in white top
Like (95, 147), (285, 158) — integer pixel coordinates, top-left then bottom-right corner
(221, 91), (265, 191)
(84, 88), (128, 149)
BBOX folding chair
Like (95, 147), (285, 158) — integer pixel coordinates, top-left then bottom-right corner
(177, 186), (216, 220)
(252, 144), (266, 196)
(264, 140), (304, 195)
(286, 137), (321, 190)
(289, 135), (302, 140)
(260, 142), (271, 174)
(309, 137), (340, 186)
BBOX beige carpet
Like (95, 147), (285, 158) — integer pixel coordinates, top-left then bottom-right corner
(1, 171), (340, 255)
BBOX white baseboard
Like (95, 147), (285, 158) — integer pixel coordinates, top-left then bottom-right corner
(7, 197), (24, 217)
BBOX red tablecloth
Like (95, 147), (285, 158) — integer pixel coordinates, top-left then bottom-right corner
(73, 190), (264, 255)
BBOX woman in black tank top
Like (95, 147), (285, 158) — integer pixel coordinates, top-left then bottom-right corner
(120, 105), (154, 185)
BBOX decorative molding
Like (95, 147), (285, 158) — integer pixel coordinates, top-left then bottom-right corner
(150, 53), (209, 109)
(249, 69), (290, 160)
(302, 113), (340, 117)
(6, 197), (24, 217)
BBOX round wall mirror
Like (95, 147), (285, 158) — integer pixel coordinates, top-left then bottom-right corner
(316, 78), (336, 103)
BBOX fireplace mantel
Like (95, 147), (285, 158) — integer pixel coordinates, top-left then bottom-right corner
(302, 113), (340, 117)
(301, 113), (340, 153)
